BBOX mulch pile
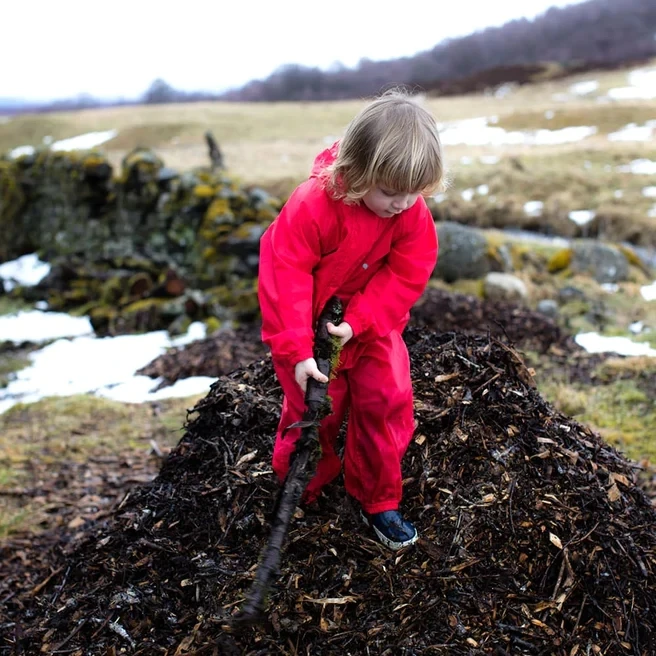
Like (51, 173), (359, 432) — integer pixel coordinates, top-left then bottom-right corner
(136, 324), (266, 391)
(2, 324), (655, 655)
(135, 287), (580, 389)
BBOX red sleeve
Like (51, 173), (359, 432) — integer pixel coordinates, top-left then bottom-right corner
(343, 200), (438, 340)
(257, 183), (323, 366)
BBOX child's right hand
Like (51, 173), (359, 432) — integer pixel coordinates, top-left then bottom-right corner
(294, 358), (329, 392)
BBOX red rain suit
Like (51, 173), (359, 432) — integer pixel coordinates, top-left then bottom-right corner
(257, 143), (438, 513)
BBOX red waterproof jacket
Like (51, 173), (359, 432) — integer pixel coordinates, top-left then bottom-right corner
(258, 142), (439, 366)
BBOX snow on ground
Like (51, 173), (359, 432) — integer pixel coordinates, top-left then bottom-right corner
(608, 120), (656, 142)
(570, 80), (599, 96)
(617, 159), (656, 175)
(0, 320), (213, 415)
(9, 130), (118, 158)
(568, 210), (596, 226)
(523, 201), (544, 217)
(0, 310), (93, 342)
(607, 67), (656, 100)
(642, 281), (656, 302)
(0, 253), (51, 291)
(575, 332), (656, 357)
(438, 117), (597, 147)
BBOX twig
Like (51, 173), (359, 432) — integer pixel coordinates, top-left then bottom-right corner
(50, 565), (71, 606)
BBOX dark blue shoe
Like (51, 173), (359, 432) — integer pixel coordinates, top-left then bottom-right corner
(361, 510), (418, 550)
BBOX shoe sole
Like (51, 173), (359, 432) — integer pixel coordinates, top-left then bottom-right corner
(361, 512), (419, 551)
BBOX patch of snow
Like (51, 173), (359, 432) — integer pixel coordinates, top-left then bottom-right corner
(568, 210), (596, 226)
(608, 121), (656, 142)
(575, 332), (656, 357)
(607, 68), (656, 100)
(0, 254), (51, 292)
(642, 281), (656, 301)
(524, 201), (544, 217)
(438, 117), (597, 147)
(617, 159), (656, 175)
(0, 322), (211, 414)
(9, 145), (35, 158)
(9, 130), (118, 159)
(51, 130), (118, 152)
(570, 80), (599, 95)
(0, 311), (93, 343)
(629, 321), (644, 334)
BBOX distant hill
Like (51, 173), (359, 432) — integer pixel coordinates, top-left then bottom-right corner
(0, 98), (40, 115)
(219, 0), (656, 102)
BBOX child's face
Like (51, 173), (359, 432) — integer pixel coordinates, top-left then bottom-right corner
(362, 186), (420, 218)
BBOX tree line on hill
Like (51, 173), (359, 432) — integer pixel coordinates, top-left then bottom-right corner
(218, 0), (655, 102)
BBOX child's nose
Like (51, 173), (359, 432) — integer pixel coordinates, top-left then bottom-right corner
(392, 195), (409, 210)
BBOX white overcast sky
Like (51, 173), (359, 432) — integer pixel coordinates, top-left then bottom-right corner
(2, 0), (586, 101)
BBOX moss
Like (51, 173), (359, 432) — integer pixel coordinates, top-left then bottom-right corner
(547, 248), (572, 273)
(82, 154), (108, 169)
(193, 184), (215, 199)
(0, 160), (27, 260)
(122, 297), (169, 314)
(204, 316), (222, 335)
(540, 378), (656, 463)
(0, 297), (31, 316)
(100, 277), (125, 305)
(618, 244), (652, 277)
(0, 351), (31, 388)
(205, 197), (231, 221)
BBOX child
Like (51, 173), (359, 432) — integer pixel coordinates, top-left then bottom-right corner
(257, 89), (444, 550)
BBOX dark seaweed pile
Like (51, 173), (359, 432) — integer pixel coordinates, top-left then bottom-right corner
(2, 327), (655, 656)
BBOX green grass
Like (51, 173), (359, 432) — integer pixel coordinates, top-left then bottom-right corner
(0, 393), (203, 536)
(540, 376), (656, 463)
(0, 297), (32, 315)
(0, 351), (31, 388)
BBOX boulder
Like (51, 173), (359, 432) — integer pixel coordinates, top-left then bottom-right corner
(434, 221), (512, 282)
(483, 272), (529, 303)
(571, 240), (630, 283)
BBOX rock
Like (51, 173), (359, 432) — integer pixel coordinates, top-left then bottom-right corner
(558, 285), (586, 303)
(571, 240), (629, 283)
(434, 221), (511, 282)
(537, 298), (559, 318)
(483, 272), (528, 303)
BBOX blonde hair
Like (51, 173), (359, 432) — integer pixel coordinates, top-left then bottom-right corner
(325, 88), (444, 203)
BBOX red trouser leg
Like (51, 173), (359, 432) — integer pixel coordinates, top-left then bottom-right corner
(342, 330), (415, 514)
(271, 359), (349, 501)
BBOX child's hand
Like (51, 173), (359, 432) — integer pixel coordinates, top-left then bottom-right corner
(327, 321), (353, 346)
(295, 358), (329, 392)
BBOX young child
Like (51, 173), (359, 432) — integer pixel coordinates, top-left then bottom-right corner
(257, 89), (444, 550)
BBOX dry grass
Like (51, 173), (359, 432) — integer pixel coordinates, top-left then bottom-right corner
(2, 59), (654, 189)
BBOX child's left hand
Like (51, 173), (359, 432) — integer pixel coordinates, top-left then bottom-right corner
(327, 321), (353, 346)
